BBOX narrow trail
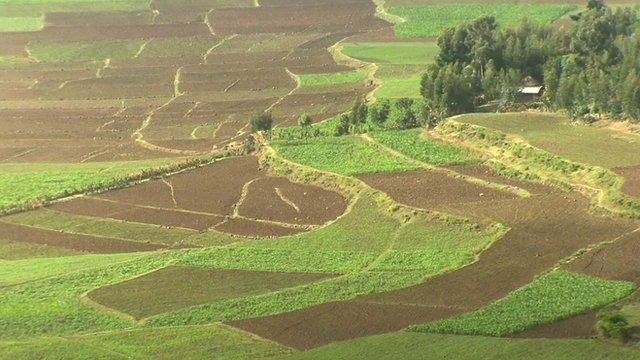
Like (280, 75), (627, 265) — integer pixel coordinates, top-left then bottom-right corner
(161, 178), (179, 207)
(204, 34), (238, 64)
(275, 188), (300, 213)
(265, 68), (300, 113)
(134, 40), (151, 58)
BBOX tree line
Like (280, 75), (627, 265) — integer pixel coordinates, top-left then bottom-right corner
(421, 0), (640, 120)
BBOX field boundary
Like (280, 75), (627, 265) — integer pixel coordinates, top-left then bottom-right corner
(361, 133), (530, 198)
(433, 117), (640, 219)
(0, 151), (236, 217)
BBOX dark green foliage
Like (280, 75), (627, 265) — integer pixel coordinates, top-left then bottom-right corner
(250, 113), (274, 133)
(350, 98), (368, 133)
(370, 100), (391, 127)
(422, 2), (640, 120)
(298, 113), (313, 138)
(334, 114), (351, 136)
(596, 310), (631, 343)
(395, 98), (419, 129)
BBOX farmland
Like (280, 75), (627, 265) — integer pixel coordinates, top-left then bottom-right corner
(2, 0), (640, 358)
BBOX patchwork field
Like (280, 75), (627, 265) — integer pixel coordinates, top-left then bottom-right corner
(3, 0), (640, 359)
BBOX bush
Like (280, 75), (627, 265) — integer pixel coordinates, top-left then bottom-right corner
(596, 310), (631, 343)
(250, 113), (273, 133)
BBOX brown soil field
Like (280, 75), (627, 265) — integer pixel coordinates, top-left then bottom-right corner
(87, 265), (335, 319)
(229, 300), (461, 350)
(212, 3), (387, 35)
(57, 156), (347, 235)
(0, 221), (164, 253)
(1, 0), (388, 160)
(446, 165), (554, 195)
(614, 165), (640, 197)
(358, 170), (518, 207)
(44, 12), (154, 27)
(230, 170), (640, 348)
(238, 177), (348, 225)
(214, 218), (305, 238)
(511, 312), (598, 339)
(563, 230), (640, 284)
(52, 197), (225, 231)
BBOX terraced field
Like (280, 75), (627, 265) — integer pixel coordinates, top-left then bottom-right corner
(3, 0), (640, 359)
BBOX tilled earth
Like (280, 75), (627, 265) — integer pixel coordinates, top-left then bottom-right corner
(50, 155), (348, 237)
(0, 0), (389, 161)
(228, 167), (640, 349)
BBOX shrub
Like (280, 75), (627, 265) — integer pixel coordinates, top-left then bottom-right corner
(250, 113), (274, 133)
(596, 310), (631, 343)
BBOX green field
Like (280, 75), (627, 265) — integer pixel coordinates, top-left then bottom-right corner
(271, 136), (418, 175)
(0, 0), (150, 16)
(1, 324), (292, 360)
(28, 39), (145, 62)
(0, 16), (42, 32)
(0, 158), (184, 211)
(411, 271), (635, 336)
(139, 36), (225, 59)
(0, 252), (144, 286)
(458, 113), (640, 169)
(298, 70), (367, 87)
(0, 238), (79, 260)
(282, 331), (640, 360)
(389, 4), (577, 38)
(88, 266), (334, 319)
(371, 129), (479, 166)
(342, 42), (438, 98)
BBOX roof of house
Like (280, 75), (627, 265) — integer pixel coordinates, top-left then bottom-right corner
(518, 86), (544, 95)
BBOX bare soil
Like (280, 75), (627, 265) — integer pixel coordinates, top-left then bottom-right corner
(613, 165), (640, 197)
(88, 265), (335, 319)
(230, 170), (640, 348)
(238, 176), (348, 225)
(0, 221), (164, 253)
(55, 156), (347, 235)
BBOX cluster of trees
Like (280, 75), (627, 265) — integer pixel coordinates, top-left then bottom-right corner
(334, 97), (428, 136)
(422, 0), (640, 120)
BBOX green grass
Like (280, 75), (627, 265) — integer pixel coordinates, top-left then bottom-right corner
(342, 42), (438, 65)
(3, 209), (197, 246)
(371, 218), (505, 272)
(0, 252), (145, 286)
(0, 238), (79, 260)
(271, 136), (418, 175)
(281, 331), (640, 360)
(0, 184), (503, 339)
(371, 129), (479, 166)
(0, 16), (41, 32)
(28, 39), (145, 62)
(389, 4), (577, 38)
(0, 158), (183, 211)
(139, 36), (224, 59)
(1, 324), (292, 359)
(459, 113), (640, 169)
(298, 70), (367, 87)
(410, 271), (636, 336)
(88, 266), (334, 319)
(0, 0), (150, 17)
(341, 42), (438, 98)
(239, 195), (401, 253)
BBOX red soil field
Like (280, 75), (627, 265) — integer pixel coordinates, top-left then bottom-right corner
(230, 170), (640, 349)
